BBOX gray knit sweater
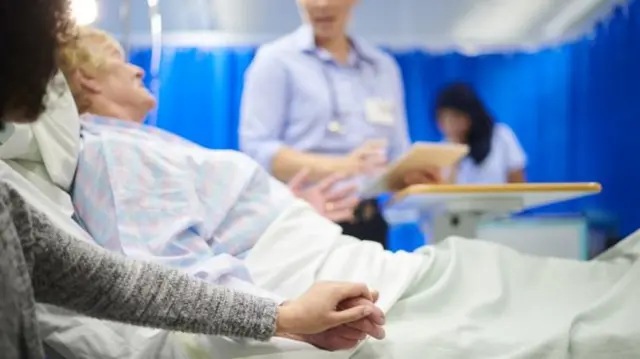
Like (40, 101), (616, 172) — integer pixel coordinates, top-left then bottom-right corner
(0, 182), (279, 359)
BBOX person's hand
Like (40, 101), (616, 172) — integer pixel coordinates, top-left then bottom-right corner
(339, 290), (385, 335)
(339, 139), (388, 176)
(285, 323), (379, 351)
(275, 282), (381, 337)
(402, 166), (444, 186)
(288, 169), (360, 222)
(281, 290), (386, 351)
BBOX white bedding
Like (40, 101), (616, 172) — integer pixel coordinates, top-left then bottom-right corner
(246, 202), (640, 359)
(30, 190), (640, 359)
(0, 72), (79, 217)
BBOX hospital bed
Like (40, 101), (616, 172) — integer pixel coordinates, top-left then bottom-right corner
(387, 182), (602, 243)
(42, 182), (603, 359)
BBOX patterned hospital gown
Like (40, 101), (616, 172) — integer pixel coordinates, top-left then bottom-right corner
(72, 116), (295, 299)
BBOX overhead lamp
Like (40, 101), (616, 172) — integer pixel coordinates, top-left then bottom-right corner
(71, 0), (99, 25)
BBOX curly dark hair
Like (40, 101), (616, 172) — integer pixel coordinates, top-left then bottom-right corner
(435, 82), (495, 165)
(0, 0), (75, 125)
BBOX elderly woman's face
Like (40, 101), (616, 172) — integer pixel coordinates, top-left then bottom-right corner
(96, 47), (156, 121)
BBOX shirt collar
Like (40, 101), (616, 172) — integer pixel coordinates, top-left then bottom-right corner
(292, 25), (377, 68)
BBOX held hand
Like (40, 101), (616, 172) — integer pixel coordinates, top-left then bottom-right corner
(275, 282), (380, 336)
(288, 169), (360, 222)
(341, 139), (388, 176)
(339, 290), (385, 337)
(281, 289), (386, 351)
(285, 324), (372, 351)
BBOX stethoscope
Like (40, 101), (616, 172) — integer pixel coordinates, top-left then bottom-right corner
(309, 51), (378, 135)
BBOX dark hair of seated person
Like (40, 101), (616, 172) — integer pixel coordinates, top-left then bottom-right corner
(0, 0), (75, 128)
(435, 82), (495, 165)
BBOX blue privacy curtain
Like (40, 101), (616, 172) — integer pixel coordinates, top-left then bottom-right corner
(130, 1), (640, 245)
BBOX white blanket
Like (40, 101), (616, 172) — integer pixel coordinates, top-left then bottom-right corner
(163, 200), (640, 359)
(245, 201), (640, 358)
(0, 72), (79, 217)
(245, 200), (426, 313)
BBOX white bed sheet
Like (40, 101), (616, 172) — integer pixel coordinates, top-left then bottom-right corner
(246, 199), (640, 359)
(8, 149), (640, 359)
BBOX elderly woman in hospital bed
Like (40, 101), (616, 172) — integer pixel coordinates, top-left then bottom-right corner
(49, 26), (640, 358)
(0, 8), (385, 357)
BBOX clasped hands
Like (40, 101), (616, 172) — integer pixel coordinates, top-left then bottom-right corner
(275, 282), (385, 351)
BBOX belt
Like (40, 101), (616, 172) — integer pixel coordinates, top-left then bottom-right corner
(353, 199), (379, 224)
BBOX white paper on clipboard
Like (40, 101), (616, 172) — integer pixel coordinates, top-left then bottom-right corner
(360, 142), (469, 198)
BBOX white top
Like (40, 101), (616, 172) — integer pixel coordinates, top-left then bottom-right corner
(455, 123), (526, 184)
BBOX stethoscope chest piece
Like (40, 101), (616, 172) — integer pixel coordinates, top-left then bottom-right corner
(327, 120), (345, 134)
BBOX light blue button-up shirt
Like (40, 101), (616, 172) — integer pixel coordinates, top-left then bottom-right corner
(240, 25), (411, 173)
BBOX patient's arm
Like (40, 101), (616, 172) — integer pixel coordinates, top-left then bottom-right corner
(0, 183), (278, 341)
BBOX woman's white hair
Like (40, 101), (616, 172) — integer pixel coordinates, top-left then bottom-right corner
(57, 26), (124, 113)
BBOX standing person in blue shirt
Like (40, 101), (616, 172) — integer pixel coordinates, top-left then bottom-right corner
(435, 83), (527, 184)
(240, 0), (426, 249)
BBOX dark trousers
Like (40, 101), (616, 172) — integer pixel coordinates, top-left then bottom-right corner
(338, 199), (389, 249)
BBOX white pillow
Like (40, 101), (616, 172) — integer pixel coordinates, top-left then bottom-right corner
(0, 71), (81, 215)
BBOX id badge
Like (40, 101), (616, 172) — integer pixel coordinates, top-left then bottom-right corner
(365, 98), (395, 126)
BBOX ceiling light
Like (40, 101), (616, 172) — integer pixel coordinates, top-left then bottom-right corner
(71, 0), (98, 25)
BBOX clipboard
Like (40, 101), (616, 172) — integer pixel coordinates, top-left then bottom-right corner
(360, 142), (469, 198)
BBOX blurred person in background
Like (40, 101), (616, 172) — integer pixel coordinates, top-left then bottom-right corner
(435, 83), (527, 184)
(240, 0), (437, 248)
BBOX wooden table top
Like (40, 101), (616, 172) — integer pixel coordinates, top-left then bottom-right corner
(390, 182), (602, 206)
